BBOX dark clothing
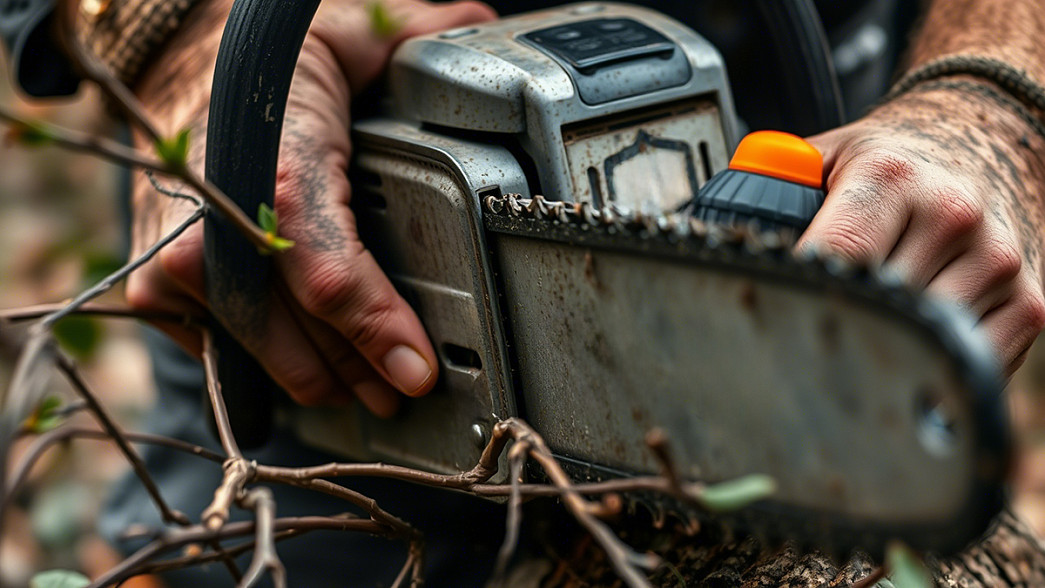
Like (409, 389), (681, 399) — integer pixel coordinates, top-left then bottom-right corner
(0, 0), (78, 95)
(2, 1), (913, 586)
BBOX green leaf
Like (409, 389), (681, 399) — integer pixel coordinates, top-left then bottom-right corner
(6, 119), (55, 146)
(366, 0), (403, 37)
(53, 315), (104, 360)
(30, 570), (90, 588)
(23, 395), (64, 433)
(697, 474), (776, 512)
(257, 203), (295, 253)
(885, 541), (932, 588)
(268, 235), (296, 251)
(258, 202), (278, 234)
(154, 128), (191, 170)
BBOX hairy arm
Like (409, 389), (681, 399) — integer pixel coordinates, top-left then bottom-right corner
(798, 0), (1045, 375)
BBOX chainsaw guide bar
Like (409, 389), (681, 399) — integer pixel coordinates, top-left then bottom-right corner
(482, 194), (1008, 558)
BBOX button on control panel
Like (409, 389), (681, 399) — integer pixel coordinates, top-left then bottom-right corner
(521, 18), (691, 104)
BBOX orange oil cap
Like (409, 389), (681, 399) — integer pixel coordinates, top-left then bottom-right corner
(728, 130), (823, 188)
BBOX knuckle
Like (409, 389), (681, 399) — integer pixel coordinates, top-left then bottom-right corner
(931, 189), (983, 237)
(815, 216), (881, 262)
(862, 154), (917, 188)
(982, 239), (1022, 284)
(344, 297), (399, 350)
(300, 264), (358, 317)
(1019, 289), (1045, 334)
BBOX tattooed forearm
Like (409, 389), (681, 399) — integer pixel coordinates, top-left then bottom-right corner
(909, 0), (1045, 84)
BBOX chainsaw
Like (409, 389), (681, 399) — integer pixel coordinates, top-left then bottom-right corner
(202, 1), (1009, 558)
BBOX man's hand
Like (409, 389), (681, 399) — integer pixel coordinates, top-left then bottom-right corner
(798, 87), (1045, 376)
(125, 0), (496, 415)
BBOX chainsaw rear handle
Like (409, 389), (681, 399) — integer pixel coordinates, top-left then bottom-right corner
(203, 0), (841, 448)
(204, 0), (320, 448)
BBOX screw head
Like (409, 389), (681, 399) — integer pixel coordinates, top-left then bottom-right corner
(471, 423), (487, 450)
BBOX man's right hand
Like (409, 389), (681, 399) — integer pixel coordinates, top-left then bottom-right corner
(125, 0), (497, 416)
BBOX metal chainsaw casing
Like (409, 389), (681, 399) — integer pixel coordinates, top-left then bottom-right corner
(288, 3), (1010, 555)
(296, 3), (738, 481)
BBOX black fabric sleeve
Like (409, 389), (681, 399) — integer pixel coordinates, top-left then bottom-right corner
(1, 0), (81, 96)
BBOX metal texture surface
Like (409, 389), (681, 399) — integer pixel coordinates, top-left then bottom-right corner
(388, 2), (738, 207)
(484, 194), (1007, 555)
(294, 121), (525, 481)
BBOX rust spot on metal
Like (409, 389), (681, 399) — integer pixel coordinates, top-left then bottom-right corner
(583, 249), (602, 291)
(740, 282), (758, 312)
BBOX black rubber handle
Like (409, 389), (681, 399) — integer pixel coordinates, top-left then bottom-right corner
(755, 0), (845, 135)
(204, 0), (320, 448)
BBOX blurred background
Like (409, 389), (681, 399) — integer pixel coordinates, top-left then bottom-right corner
(4, 44), (1045, 588)
(0, 55), (159, 586)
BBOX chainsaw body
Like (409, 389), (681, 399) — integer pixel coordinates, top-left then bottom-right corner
(296, 3), (739, 481)
(206, 2), (1008, 557)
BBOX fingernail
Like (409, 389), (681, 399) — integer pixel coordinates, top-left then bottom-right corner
(382, 345), (433, 396)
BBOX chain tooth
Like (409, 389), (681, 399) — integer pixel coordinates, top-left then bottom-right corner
(484, 194), (504, 214)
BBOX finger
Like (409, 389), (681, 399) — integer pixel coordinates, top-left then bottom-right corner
(795, 148), (914, 264)
(156, 218), (206, 305)
(924, 235), (1022, 317)
(276, 78), (438, 397)
(275, 284), (402, 417)
(126, 226), (207, 356)
(883, 186), (983, 288)
(311, 0), (498, 94)
(275, 158), (439, 397)
(245, 290), (349, 407)
(979, 281), (1045, 377)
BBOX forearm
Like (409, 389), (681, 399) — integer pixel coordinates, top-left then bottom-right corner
(908, 0), (1045, 83)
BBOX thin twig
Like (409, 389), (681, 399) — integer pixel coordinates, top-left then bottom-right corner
(128, 528), (308, 576)
(49, 0), (274, 252)
(7, 426), (222, 500)
(238, 487), (285, 588)
(88, 515), (385, 588)
(42, 207), (204, 329)
(391, 540), (425, 588)
(145, 170), (203, 206)
(0, 328), (56, 531)
(500, 419), (660, 588)
(492, 440), (529, 581)
(53, 0), (162, 143)
(0, 302), (188, 325)
(202, 458), (254, 531)
(0, 107), (171, 173)
(54, 353), (190, 525)
(270, 476), (417, 540)
(201, 329), (242, 460)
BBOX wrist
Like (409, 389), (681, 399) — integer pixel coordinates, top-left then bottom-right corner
(133, 0), (233, 134)
(873, 82), (1045, 197)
